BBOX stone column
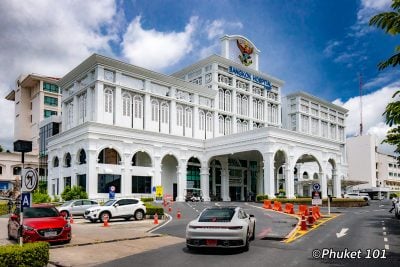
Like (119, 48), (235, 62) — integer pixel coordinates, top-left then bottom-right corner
(220, 158), (230, 201)
(86, 87), (93, 121)
(200, 161), (210, 201)
(73, 95), (78, 127)
(319, 170), (327, 199)
(87, 149), (98, 198)
(332, 169), (341, 198)
(115, 86), (122, 126)
(214, 111), (219, 137)
(263, 152), (275, 198)
(153, 155), (162, 189)
(193, 94), (200, 138)
(176, 158), (187, 202)
(143, 80), (151, 131)
(123, 153), (131, 197)
(285, 162), (295, 198)
(94, 82), (104, 123)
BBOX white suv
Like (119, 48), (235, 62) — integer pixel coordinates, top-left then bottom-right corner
(84, 198), (146, 223)
(344, 192), (371, 201)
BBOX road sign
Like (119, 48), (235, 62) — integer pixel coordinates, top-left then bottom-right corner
(155, 186), (163, 202)
(21, 192), (32, 211)
(22, 167), (38, 192)
(109, 186), (116, 199)
(312, 183), (321, 191)
(312, 191), (322, 205)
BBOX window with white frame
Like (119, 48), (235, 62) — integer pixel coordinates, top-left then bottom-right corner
(338, 126), (344, 141)
(301, 115), (309, 133)
(237, 94), (242, 115)
(224, 90), (231, 112)
(219, 89), (224, 110)
(225, 116), (231, 135)
(67, 102), (73, 128)
(291, 114), (296, 131)
(330, 124), (336, 139)
(133, 95), (143, 118)
(321, 121), (328, 138)
(242, 96), (248, 116)
(253, 99), (258, 118)
(78, 93), (86, 120)
(177, 105), (183, 126)
(218, 115), (224, 134)
(122, 93), (131, 117)
(199, 110), (205, 131)
(104, 88), (113, 113)
(258, 100), (264, 120)
(237, 119), (243, 133)
(185, 107), (192, 128)
(161, 102), (169, 124)
(151, 99), (159, 122)
(311, 118), (319, 135)
(206, 112), (213, 132)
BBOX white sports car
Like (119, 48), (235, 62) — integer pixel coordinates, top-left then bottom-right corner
(186, 206), (256, 251)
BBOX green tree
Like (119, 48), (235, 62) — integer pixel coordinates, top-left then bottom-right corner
(61, 186), (88, 201)
(369, 0), (400, 70)
(0, 145), (3, 152)
(370, 1), (400, 157)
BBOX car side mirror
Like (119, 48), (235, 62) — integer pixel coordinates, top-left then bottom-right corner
(249, 214), (255, 218)
(114, 203), (119, 207)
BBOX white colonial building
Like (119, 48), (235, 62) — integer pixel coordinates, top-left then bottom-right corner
(47, 35), (348, 201)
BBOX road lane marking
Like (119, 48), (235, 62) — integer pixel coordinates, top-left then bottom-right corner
(383, 232), (386, 235)
(383, 227), (386, 230)
(384, 237), (388, 242)
(385, 244), (389, 250)
(336, 228), (349, 238)
(148, 214), (173, 233)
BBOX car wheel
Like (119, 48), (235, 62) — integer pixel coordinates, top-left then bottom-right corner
(243, 230), (250, 252)
(60, 210), (69, 218)
(99, 212), (111, 223)
(250, 223), (256, 241)
(134, 210), (144, 220)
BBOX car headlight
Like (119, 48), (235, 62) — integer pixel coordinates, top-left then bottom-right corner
(22, 225), (35, 231)
(90, 208), (101, 213)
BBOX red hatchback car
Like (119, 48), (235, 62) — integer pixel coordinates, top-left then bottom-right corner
(7, 205), (71, 244)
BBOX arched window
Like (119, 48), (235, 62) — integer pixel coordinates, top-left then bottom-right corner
(225, 117), (231, 135)
(133, 95), (143, 118)
(64, 153), (71, 168)
(253, 99), (258, 119)
(132, 151), (152, 167)
(161, 102), (169, 124)
(199, 110), (205, 131)
(151, 99), (159, 122)
(237, 94), (242, 115)
(218, 89), (224, 110)
(243, 121), (248, 132)
(237, 119), (242, 133)
(218, 115), (224, 135)
(185, 107), (192, 128)
(242, 96), (248, 116)
(177, 105), (183, 126)
(258, 100), (264, 120)
(98, 148), (121, 165)
(122, 93), (131, 117)
(104, 88), (113, 113)
(224, 90), (231, 112)
(53, 157), (59, 167)
(78, 150), (86, 165)
(268, 103), (272, 122)
(206, 112), (213, 132)
(79, 93), (87, 120)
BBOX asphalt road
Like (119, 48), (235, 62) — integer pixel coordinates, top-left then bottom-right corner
(97, 200), (400, 267)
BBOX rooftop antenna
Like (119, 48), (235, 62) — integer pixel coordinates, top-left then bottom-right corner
(359, 73), (363, 136)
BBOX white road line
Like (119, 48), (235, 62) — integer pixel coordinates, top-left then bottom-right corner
(385, 244), (389, 250)
(148, 214), (173, 233)
(384, 237), (388, 242)
(383, 232), (387, 236)
(383, 227), (386, 230)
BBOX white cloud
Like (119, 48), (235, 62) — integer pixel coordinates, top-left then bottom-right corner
(121, 16), (198, 71)
(323, 40), (341, 57)
(333, 83), (398, 154)
(0, 0), (119, 148)
(206, 20), (243, 40)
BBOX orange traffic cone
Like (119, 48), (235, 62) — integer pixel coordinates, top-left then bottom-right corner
(177, 210), (181, 219)
(154, 213), (159, 224)
(103, 214), (109, 227)
(168, 205), (172, 212)
(307, 207), (314, 225)
(69, 214), (74, 224)
(300, 215), (307, 231)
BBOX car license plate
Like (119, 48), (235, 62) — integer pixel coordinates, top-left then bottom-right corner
(206, 240), (217, 246)
(44, 231), (57, 237)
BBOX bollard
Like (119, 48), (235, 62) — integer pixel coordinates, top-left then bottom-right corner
(103, 214), (109, 227)
(307, 207), (314, 225)
(69, 214), (74, 224)
(177, 210), (181, 219)
(300, 215), (307, 231)
(154, 213), (159, 224)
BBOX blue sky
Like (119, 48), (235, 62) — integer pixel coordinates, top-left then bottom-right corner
(0, 0), (399, 152)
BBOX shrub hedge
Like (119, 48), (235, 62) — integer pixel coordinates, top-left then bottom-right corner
(140, 197), (154, 202)
(0, 242), (49, 267)
(144, 203), (164, 216)
(0, 203), (9, 216)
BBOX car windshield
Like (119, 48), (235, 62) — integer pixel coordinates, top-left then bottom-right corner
(103, 200), (116, 206)
(23, 207), (59, 218)
(60, 200), (74, 207)
(198, 208), (235, 222)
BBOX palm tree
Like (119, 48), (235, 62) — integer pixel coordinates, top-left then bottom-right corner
(369, 0), (400, 70)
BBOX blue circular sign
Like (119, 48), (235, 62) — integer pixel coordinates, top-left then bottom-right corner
(312, 183), (321, 191)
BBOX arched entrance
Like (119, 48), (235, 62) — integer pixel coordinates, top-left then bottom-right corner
(274, 150), (287, 197)
(209, 159), (222, 201)
(294, 154), (322, 197)
(161, 155), (178, 200)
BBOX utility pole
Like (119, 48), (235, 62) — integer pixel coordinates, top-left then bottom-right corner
(359, 73), (363, 136)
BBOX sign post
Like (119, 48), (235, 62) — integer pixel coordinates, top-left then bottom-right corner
(109, 186), (116, 199)
(155, 186), (163, 202)
(14, 140), (33, 247)
(311, 183), (322, 206)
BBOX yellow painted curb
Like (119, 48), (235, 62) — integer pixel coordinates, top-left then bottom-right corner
(284, 214), (341, 243)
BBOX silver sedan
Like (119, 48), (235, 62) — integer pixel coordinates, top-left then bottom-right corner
(57, 199), (99, 218)
(186, 206), (256, 251)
